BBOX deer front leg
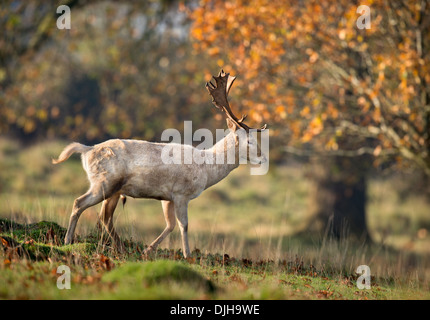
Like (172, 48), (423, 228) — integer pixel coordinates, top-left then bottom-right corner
(144, 200), (176, 255)
(173, 198), (191, 258)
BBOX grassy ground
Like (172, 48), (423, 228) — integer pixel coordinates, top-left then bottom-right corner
(1, 218), (429, 299)
(0, 138), (429, 299)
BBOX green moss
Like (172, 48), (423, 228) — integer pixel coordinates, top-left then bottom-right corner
(102, 260), (216, 297)
(24, 221), (67, 243)
(60, 242), (97, 254)
(0, 219), (67, 243)
(0, 218), (96, 260)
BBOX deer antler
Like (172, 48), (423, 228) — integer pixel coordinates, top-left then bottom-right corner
(205, 69), (267, 132)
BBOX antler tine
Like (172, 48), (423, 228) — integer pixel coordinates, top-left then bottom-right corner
(237, 121), (268, 132)
(238, 114), (247, 122)
(205, 69), (267, 132)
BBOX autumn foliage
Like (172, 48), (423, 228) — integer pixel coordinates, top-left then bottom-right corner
(190, 0), (430, 174)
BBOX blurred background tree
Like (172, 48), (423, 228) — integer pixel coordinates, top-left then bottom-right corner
(0, 0), (217, 144)
(190, 0), (430, 240)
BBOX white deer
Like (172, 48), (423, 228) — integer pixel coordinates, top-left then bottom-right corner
(52, 70), (267, 258)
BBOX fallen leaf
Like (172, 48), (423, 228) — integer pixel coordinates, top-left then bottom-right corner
(1, 236), (10, 248)
(99, 254), (112, 271)
(186, 257), (196, 264)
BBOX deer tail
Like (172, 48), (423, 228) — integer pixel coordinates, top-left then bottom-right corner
(52, 142), (92, 164)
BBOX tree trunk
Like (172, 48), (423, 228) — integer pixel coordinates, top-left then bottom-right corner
(308, 155), (371, 242)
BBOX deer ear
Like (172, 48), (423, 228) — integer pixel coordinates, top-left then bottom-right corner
(226, 118), (238, 132)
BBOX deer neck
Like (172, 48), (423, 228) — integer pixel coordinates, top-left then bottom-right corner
(204, 132), (240, 189)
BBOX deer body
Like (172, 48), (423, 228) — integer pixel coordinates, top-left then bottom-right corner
(59, 134), (241, 202)
(53, 70), (267, 258)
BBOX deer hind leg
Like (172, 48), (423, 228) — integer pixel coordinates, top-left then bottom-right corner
(64, 187), (104, 245)
(98, 193), (124, 252)
(145, 200), (176, 255)
(173, 198), (190, 258)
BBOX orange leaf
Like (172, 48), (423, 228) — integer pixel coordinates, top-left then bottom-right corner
(1, 236), (9, 248)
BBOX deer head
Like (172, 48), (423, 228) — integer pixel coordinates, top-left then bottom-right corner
(206, 69), (268, 165)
